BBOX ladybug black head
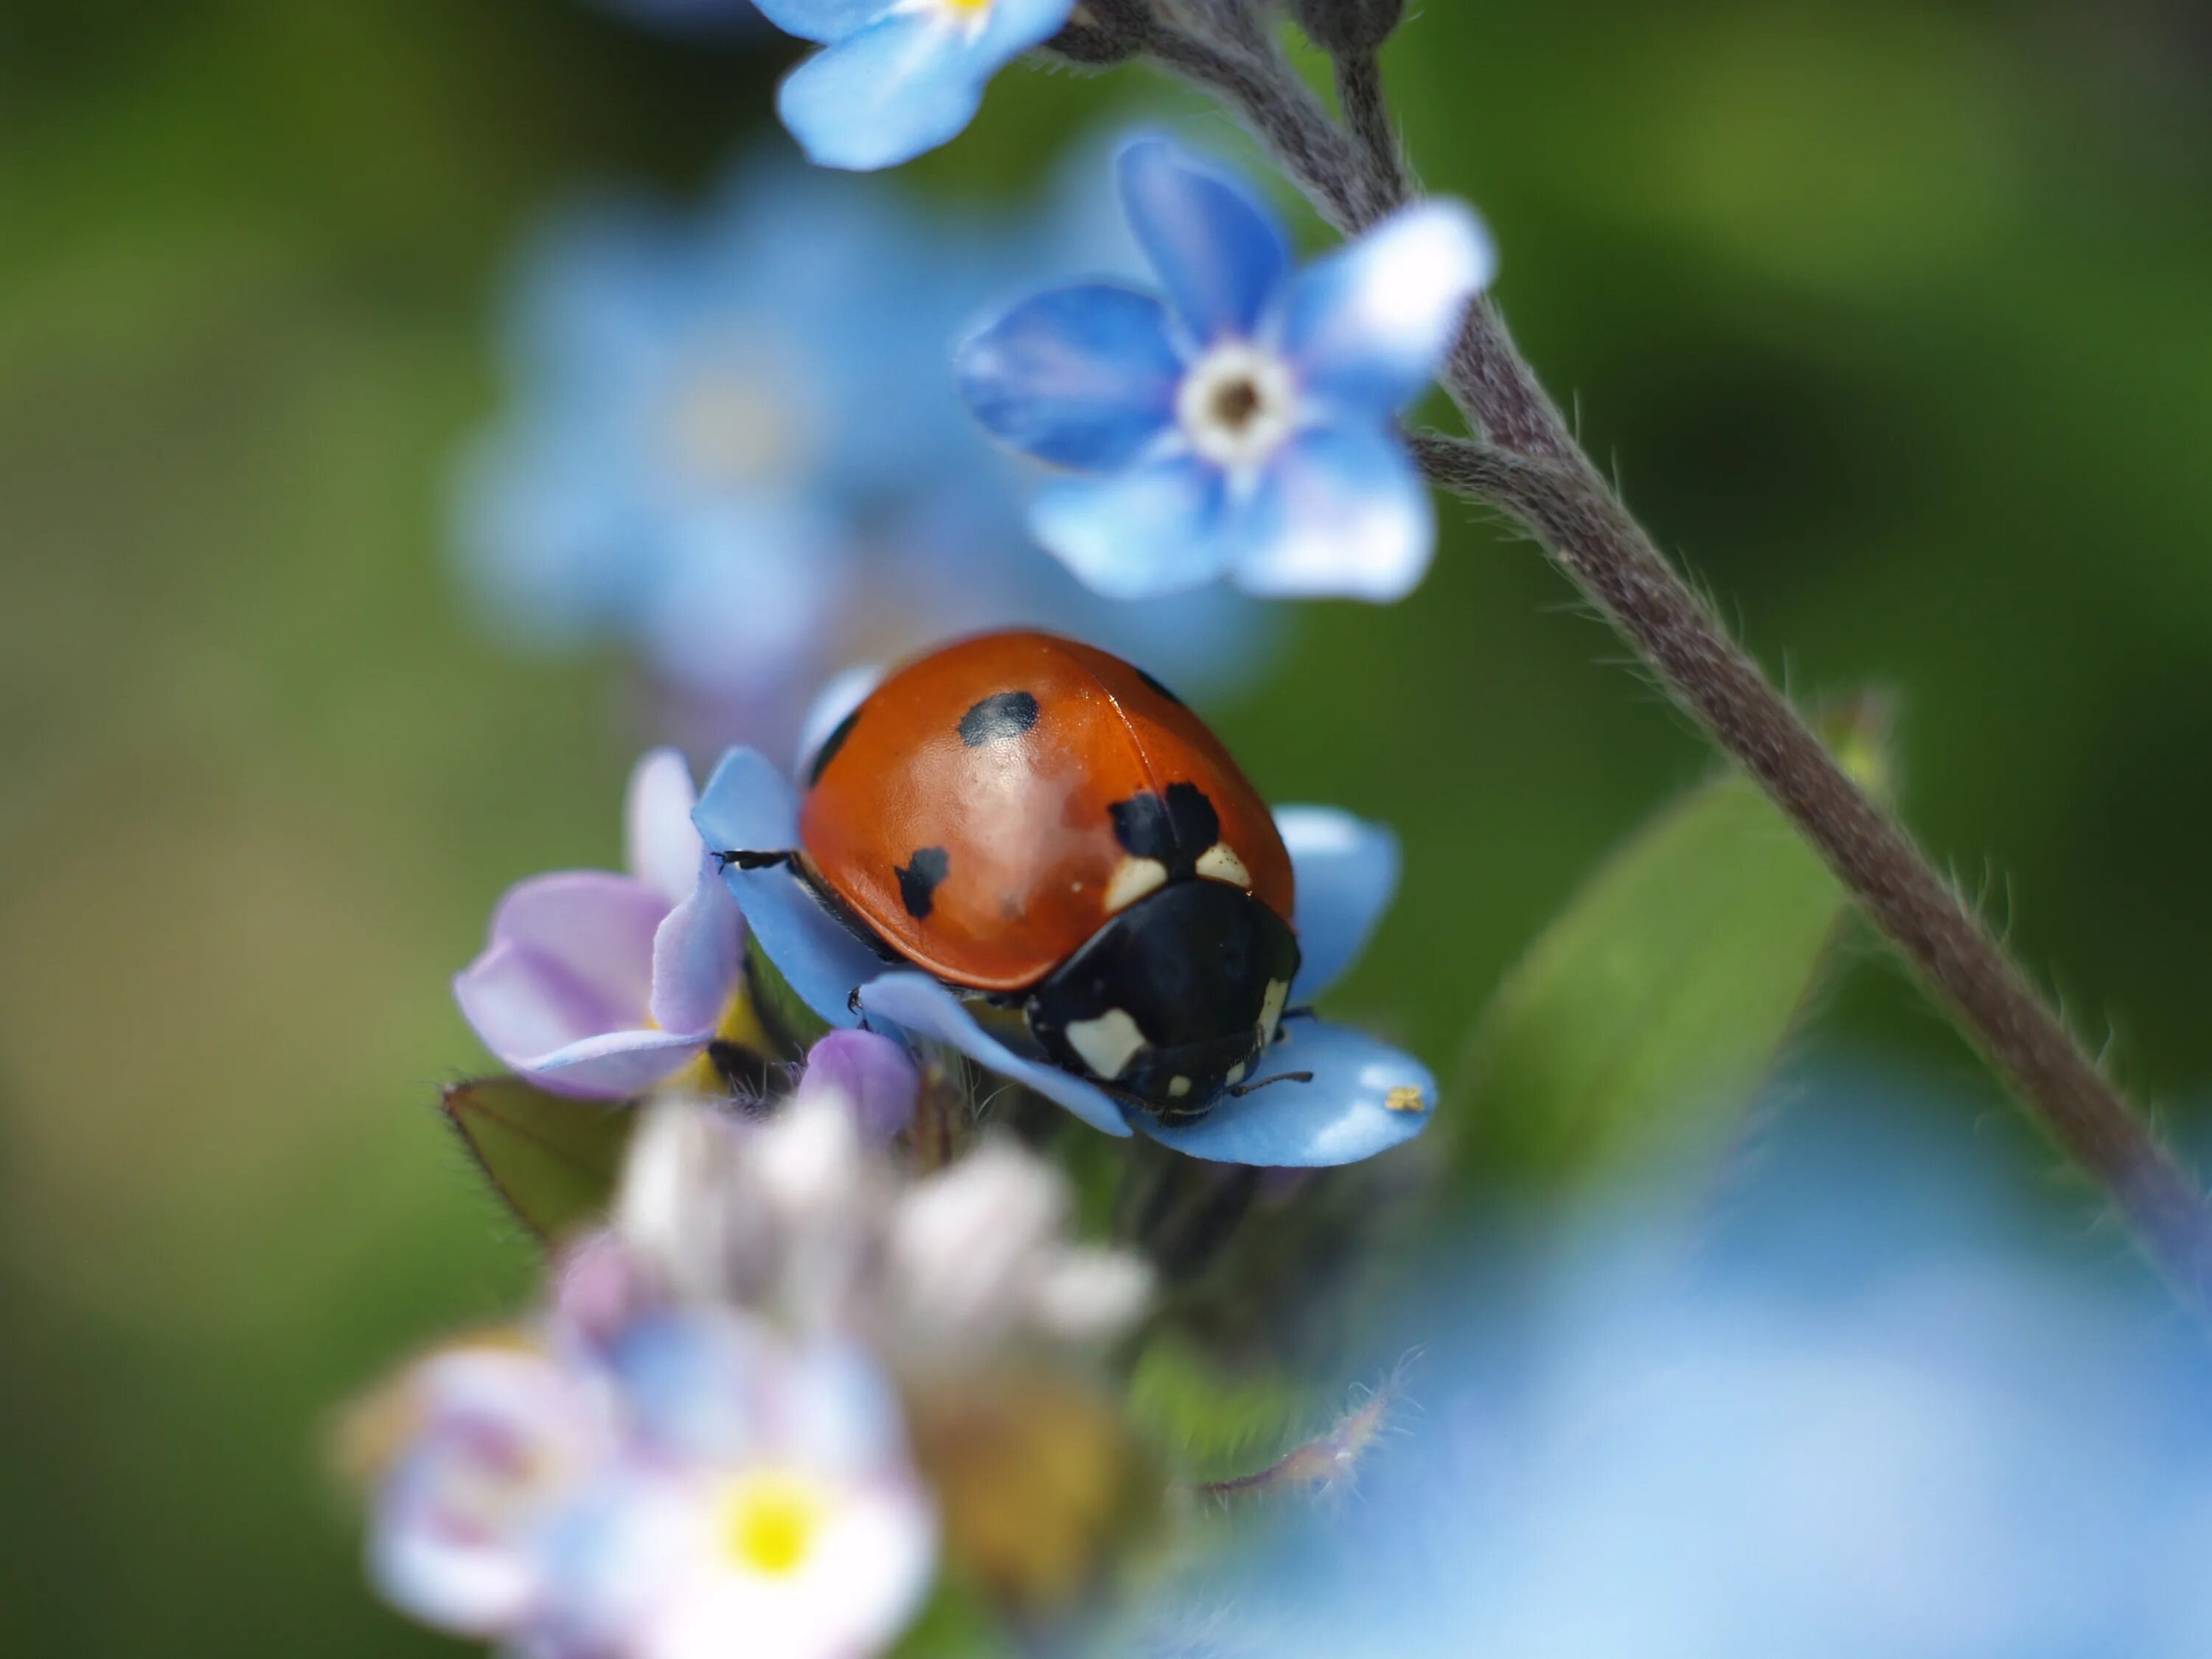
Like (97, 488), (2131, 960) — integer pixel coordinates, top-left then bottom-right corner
(1023, 880), (1301, 1120)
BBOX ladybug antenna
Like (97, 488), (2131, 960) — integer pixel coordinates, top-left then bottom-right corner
(1225, 1070), (1314, 1098)
(715, 848), (792, 872)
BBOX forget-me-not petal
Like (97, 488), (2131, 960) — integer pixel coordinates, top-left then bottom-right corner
(1137, 1020), (1435, 1166)
(1117, 139), (1293, 343)
(956, 284), (1181, 470)
(1276, 806), (1400, 1002)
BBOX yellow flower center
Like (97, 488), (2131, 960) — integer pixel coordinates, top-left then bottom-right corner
(719, 1471), (830, 1578)
(943, 0), (994, 12)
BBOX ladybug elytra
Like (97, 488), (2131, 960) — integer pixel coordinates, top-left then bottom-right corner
(794, 630), (1301, 1121)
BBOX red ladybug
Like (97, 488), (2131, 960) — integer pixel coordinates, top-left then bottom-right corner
(796, 630), (1300, 1121)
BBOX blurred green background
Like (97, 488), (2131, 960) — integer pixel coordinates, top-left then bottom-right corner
(3, 0), (2210, 1650)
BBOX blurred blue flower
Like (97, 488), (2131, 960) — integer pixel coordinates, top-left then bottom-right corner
(688, 737), (1435, 1166)
(453, 750), (745, 1098)
(755, 0), (1076, 171)
(459, 151), (1273, 757)
(364, 1306), (934, 1659)
(1151, 1071), (2212, 1658)
(958, 139), (1497, 602)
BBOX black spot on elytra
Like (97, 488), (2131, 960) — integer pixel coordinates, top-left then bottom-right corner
(1133, 665), (1184, 706)
(1108, 782), (1220, 877)
(896, 846), (950, 919)
(806, 704), (861, 787)
(958, 689), (1040, 748)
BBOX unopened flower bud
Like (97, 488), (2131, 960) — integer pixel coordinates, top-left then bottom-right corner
(1290, 0), (1403, 55)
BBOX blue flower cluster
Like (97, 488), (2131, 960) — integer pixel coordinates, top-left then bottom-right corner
(458, 151), (1270, 752)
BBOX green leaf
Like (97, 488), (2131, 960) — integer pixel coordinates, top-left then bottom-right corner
(1455, 773), (1851, 1197)
(441, 1076), (636, 1242)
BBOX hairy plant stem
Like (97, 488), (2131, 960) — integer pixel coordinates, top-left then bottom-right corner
(1152, 18), (2212, 1310)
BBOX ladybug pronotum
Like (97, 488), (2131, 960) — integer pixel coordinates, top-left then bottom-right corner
(794, 630), (1301, 1122)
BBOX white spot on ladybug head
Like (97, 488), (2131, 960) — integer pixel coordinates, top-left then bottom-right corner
(1167, 1075), (1192, 1099)
(1195, 842), (1251, 888)
(1065, 1009), (1150, 1082)
(1225, 1061), (1247, 1086)
(1257, 978), (1290, 1046)
(1104, 856), (1169, 915)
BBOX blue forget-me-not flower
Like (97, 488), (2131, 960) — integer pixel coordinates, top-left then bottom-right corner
(959, 139), (1497, 603)
(754, 0), (1077, 171)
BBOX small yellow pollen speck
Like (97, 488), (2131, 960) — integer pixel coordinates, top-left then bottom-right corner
(1384, 1085), (1426, 1114)
(944, 0), (994, 12)
(720, 1471), (829, 1578)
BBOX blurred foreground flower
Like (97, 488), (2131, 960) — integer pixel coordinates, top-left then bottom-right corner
(356, 1065), (1166, 1649)
(1138, 1073), (2212, 1658)
(755, 0), (1076, 171)
(459, 151), (1265, 754)
(454, 750), (745, 1098)
(617, 1088), (1153, 1357)
(959, 139), (1495, 602)
(363, 1310), (933, 1659)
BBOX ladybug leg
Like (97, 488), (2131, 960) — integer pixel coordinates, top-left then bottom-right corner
(1225, 1070), (1315, 1099)
(1280, 1005), (1320, 1025)
(714, 848), (793, 872)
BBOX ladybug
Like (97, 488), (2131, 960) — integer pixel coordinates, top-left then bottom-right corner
(794, 630), (1301, 1122)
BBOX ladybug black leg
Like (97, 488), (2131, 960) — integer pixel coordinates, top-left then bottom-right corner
(844, 986), (875, 1032)
(715, 848), (793, 872)
(1225, 1070), (1314, 1099)
(1281, 1005), (1319, 1024)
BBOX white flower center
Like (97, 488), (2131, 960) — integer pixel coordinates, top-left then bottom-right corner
(717, 1469), (832, 1579)
(1175, 342), (1298, 473)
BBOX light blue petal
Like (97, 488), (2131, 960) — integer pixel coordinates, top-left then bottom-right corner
(1229, 424), (1435, 602)
(750, 0), (891, 44)
(608, 1310), (770, 1461)
(1117, 139), (1291, 343)
(777, 13), (999, 172)
(1030, 455), (1234, 599)
(1137, 1020), (1435, 1166)
(1276, 805), (1399, 1002)
(692, 748), (882, 1027)
(855, 973), (1133, 1138)
(1278, 200), (1497, 413)
(956, 285), (1180, 470)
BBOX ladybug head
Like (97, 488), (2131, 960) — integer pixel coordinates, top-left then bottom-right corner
(1023, 880), (1301, 1121)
